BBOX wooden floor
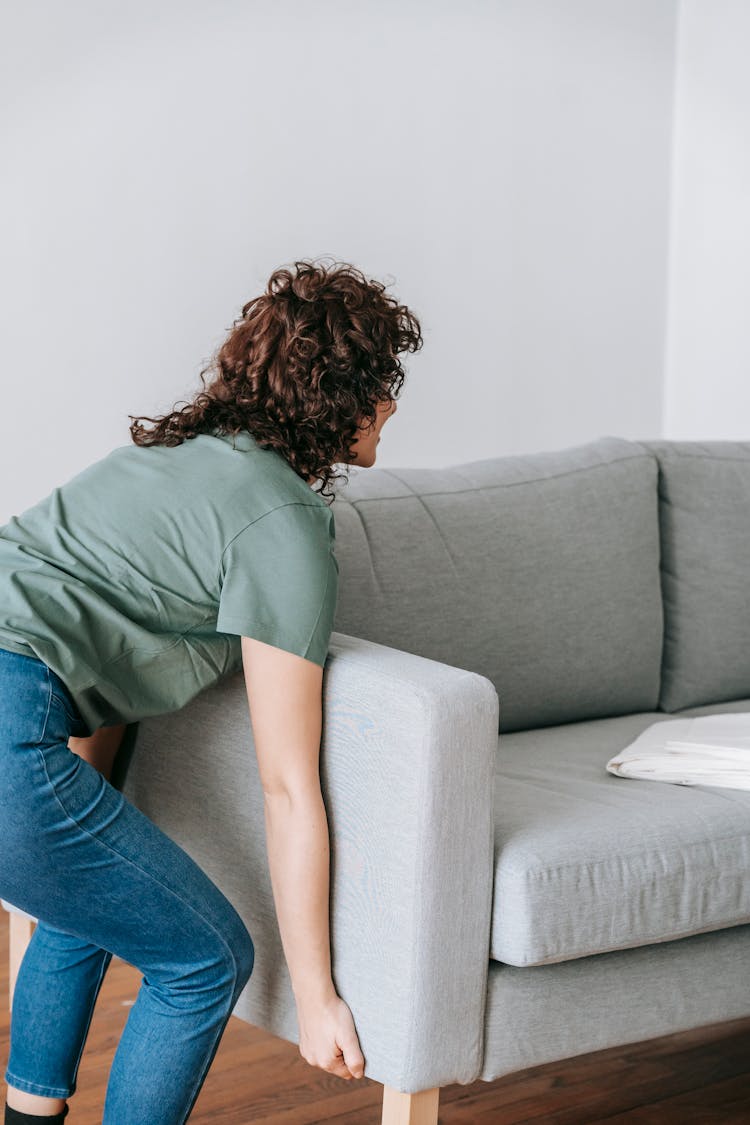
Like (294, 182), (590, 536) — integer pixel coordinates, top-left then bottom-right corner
(1, 918), (749, 1123)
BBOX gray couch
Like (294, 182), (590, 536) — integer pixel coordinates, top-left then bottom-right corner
(5, 435), (750, 1123)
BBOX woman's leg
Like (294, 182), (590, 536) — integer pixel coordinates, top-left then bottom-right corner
(7, 922), (113, 1110)
(7, 720), (129, 1116)
(0, 651), (255, 1124)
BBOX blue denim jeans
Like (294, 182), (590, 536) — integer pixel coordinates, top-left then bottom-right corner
(0, 646), (255, 1123)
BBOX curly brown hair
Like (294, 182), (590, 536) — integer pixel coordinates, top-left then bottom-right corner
(128, 257), (423, 502)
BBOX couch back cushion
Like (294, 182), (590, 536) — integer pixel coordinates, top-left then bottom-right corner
(639, 440), (750, 712)
(330, 435), (663, 732)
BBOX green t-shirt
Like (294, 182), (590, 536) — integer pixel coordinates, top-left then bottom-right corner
(0, 429), (338, 735)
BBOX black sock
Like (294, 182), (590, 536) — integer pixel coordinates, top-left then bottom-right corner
(5, 1103), (69, 1124)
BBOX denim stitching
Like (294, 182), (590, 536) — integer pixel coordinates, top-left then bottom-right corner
(177, 976), (242, 1125)
(32, 743), (247, 1122)
(37, 669), (53, 748)
(50, 690), (79, 728)
(5, 1069), (72, 1099)
(6, 931), (112, 1099)
(69, 946), (113, 1093)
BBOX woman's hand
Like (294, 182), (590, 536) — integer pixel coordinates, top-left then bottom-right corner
(296, 991), (365, 1081)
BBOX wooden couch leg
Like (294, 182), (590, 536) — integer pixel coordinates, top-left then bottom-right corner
(9, 913), (34, 1011)
(381, 1084), (440, 1125)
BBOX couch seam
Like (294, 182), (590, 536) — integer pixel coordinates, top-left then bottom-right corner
(512, 830), (750, 876)
(337, 452), (655, 503)
(639, 448), (750, 463)
(499, 914), (750, 968)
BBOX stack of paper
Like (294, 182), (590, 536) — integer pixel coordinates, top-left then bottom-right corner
(606, 713), (750, 790)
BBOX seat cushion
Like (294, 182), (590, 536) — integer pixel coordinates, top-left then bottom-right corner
(491, 697), (750, 966)
(332, 435), (663, 733)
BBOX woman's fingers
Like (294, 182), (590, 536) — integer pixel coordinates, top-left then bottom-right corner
(297, 993), (366, 1082)
(339, 1035), (365, 1080)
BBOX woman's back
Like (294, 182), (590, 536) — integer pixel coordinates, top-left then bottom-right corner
(0, 429), (337, 734)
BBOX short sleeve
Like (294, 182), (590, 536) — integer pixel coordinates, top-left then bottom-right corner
(216, 503), (338, 666)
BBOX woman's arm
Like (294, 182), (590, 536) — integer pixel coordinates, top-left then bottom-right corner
(240, 635), (334, 1003)
(241, 636), (364, 1082)
(68, 723), (127, 781)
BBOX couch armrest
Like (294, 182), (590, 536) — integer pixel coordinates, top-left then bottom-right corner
(111, 630), (497, 1093)
(321, 631), (499, 1091)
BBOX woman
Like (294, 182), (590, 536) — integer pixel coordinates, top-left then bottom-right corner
(0, 258), (423, 1124)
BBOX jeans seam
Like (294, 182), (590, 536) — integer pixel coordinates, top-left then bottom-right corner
(5, 1069), (72, 1099)
(68, 948), (113, 1094)
(50, 690), (79, 728)
(37, 669), (53, 748)
(177, 968), (240, 1125)
(6, 942), (108, 1101)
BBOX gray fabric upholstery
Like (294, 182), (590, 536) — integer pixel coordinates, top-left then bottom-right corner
(492, 697), (750, 966)
(482, 921), (750, 1081)
(640, 440), (750, 713)
(330, 436), (663, 733)
(6, 434), (749, 1097)
(119, 632), (499, 1093)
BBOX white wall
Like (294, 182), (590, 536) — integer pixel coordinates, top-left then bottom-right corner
(663, 0), (750, 438)
(0, 0), (678, 523)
